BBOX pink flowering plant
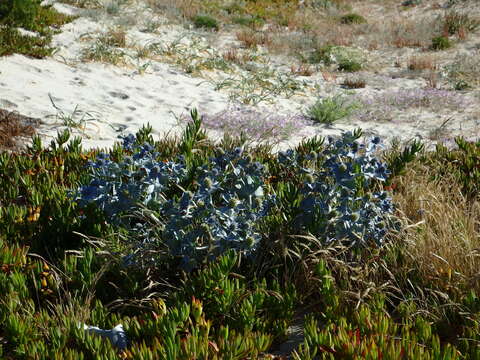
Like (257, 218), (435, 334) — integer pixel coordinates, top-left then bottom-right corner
(355, 88), (470, 122)
(184, 105), (312, 142)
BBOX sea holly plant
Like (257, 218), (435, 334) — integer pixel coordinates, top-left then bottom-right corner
(75, 137), (188, 219)
(74, 129), (273, 270)
(75, 116), (397, 270)
(152, 146), (274, 270)
(276, 130), (396, 247)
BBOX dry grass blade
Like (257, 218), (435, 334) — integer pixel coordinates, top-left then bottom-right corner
(394, 164), (480, 293)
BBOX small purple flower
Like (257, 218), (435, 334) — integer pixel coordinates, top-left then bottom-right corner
(181, 105), (312, 141)
(354, 88), (470, 122)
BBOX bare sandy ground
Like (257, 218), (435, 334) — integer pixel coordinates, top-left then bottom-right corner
(0, 0), (479, 151)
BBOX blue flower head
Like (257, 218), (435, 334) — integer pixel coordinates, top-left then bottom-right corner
(122, 134), (136, 151)
(233, 147), (243, 157)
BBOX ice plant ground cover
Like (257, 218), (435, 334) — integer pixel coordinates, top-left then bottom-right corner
(1, 112), (480, 358)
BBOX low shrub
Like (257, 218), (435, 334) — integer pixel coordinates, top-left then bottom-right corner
(193, 14), (219, 30)
(223, 2), (245, 15)
(407, 55), (437, 71)
(0, 245), (280, 358)
(308, 44), (336, 65)
(232, 15), (265, 28)
(295, 303), (462, 359)
(431, 137), (480, 200)
(75, 112), (398, 271)
(401, 0), (422, 6)
(340, 13), (366, 25)
(35, 3), (74, 32)
(0, 1), (74, 58)
(0, 130), (108, 258)
(236, 29), (271, 49)
(337, 58), (362, 72)
(0, 0), (72, 33)
(0, 26), (53, 58)
(308, 45), (364, 71)
(171, 250), (297, 337)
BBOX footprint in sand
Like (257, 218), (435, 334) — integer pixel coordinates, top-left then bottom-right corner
(71, 77), (86, 86)
(111, 123), (127, 132)
(109, 91), (129, 100)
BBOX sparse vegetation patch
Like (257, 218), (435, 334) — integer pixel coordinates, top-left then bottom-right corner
(0, 0), (74, 58)
(443, 10), (480, 36)
(444, 51), (480, 89)
(0, 109), (38, 150)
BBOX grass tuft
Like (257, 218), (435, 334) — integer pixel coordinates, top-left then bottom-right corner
(431, 35), (452, 50)
(305, 94), (358, 125)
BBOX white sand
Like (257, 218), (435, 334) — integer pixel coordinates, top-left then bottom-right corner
(0, 0), (479, 151)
